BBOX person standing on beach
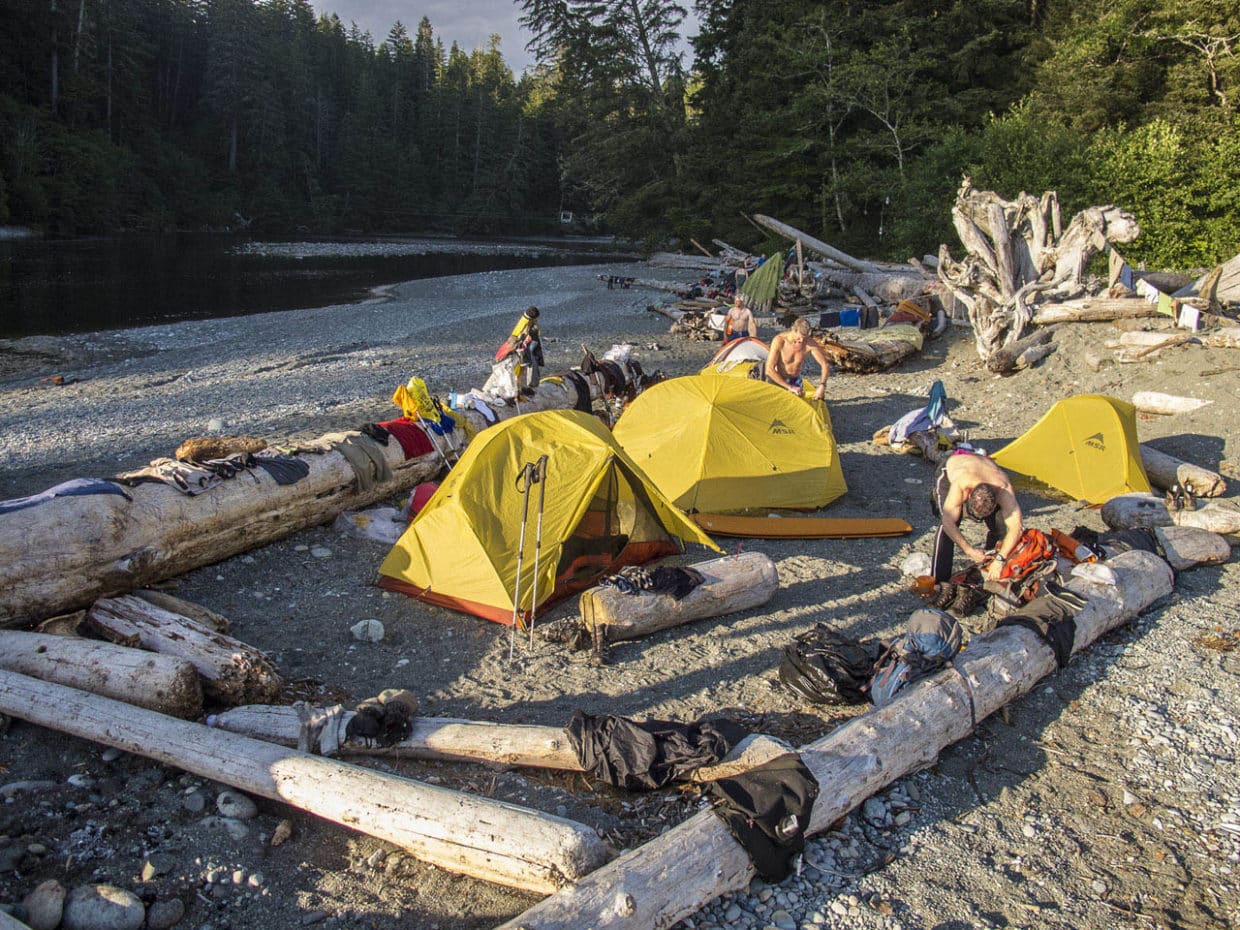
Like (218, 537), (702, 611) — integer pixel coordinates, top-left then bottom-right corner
(723, 294), (757, 342)
(764, 318), (828, 400)
(931, 451), (1023, 583)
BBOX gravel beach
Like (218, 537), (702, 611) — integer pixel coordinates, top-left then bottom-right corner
(1, 262), (1238, 930)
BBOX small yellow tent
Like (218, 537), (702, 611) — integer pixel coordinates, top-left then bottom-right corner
(992, 394), (1151, 504)
(378, 409), (718, 625)
(613, 375), (847, 514)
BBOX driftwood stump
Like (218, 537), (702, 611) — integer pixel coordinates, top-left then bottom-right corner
(936, 177), (1139, 368)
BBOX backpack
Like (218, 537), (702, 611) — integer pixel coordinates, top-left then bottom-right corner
(778, 625), (883, 705)
(868, 608), (963, 706)
(997, 528), (1055, 584)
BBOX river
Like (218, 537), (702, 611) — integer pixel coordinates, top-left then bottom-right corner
(0, 234), (637, 339)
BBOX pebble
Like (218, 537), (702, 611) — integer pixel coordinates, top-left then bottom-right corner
(23, 879), (66, 930)
(365, 850), (386, 869)
(301, 910), (328, 925)
(0, 846), (25, 872)
(182, 790), (206, 814)
(62, 884), (145, 930)
(217, 790), (259, 820)
(200, 816), (251, 842)
(248, 872), (264, 888)
(863, 797), (888, 825)
(310, 547), (333, 559)
(67, 774), (95, 789)
(1021, 823), (1036, 838)
(350, 618), (385, 643)
(0, 780), (57, 799)
(100, 748), (121, 763)
(141, 853), (176, 882)
(231, 869), (246, 885)
(207, 418), (226, 432)
(145, 898), (185, 930)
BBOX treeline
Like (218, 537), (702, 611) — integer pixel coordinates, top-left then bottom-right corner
(0, 0), (562, 235)
(525, 0), (1239, 269)
(3, 1), (1237, 268)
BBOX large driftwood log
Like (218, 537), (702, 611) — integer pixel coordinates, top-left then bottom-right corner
(579, 553), (778, 646)
(87, 595), (283, 705)
(0, 671), (610, 894)
(1132, 392), (1214, 415)
(1138, 445), (1227, 497)
(0, 368), (622, 629)
(751, 215), (883, 274)
(494, 550), (1177, 930)
(133, 589), (231, 633)
(1101, 493), (1240, 536)
(0, 632), (202, 717)
(213, 707), (584, 771)
(936, 178), (1139, 363)
(212, 707), (797, 786)
(1152, 526), (1233, 570)
(1030, 297), (1162, 325)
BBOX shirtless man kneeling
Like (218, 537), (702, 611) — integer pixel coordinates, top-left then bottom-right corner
(765, 318), (829, 401)
(932, 451), (1023, 583)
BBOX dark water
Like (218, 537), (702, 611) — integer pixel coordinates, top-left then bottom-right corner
(0, 234), (637, 338)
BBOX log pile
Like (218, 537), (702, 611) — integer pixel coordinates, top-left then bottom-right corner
(936, 178), (1141, 370)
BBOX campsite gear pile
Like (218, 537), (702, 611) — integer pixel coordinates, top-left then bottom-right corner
(483, 306), (545, 400)
(567, 711), (819, 881)
(927, 527), (1060, 629)
(779, 609), (964, 708)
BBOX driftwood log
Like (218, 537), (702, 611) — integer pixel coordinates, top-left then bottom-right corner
(1030, 297), (1162, 325)
(1202, 327), (1240, 349)
(133, 589), (231, 633)
(0, 631), (202, 717)
(984, 325), (1059, 374)
(1138, 445), (1227, 497)
(936, 178), (1140, 364)
(86, 595), (283, 705)
(212, 707), (798, 786)
(494, 549), (1179, 930)
(578, 553), (778, 646)
(1102, 493), (1240, 537)
(1132, 392), (1214, 415)
(0, 368), (623, 629)
(0, 671), (610, 894)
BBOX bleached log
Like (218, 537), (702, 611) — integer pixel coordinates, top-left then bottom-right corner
(0, 671), (610, 894)
(1152, 526), (1233, 570)
(494, 551), (1174, 930)
(811, 267), (928, 303)
(1031, 297), (1162, 325)
(133, 589), (231, 633)
(1202, 327), (1240, 349)
(751, 215), (882, 274)
(1102, 493), (1240, 537)
(0, 632), (202, 718)
(646, 253), (720, 271)
(579, 553), (778, 645)
(1132, 392), (1214, 415)
(1138, 445), (1226, 497)
(1105, 331), (1180, 349)
(212, 706), (584, 771)
(0, 366), (623, 628)
(87, 595), (283, 705)
(212, 706), (794, 785)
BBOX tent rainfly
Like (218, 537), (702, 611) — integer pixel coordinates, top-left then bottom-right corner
(613, 375), (847, 515)
(991, 394), (1152, 504)
(378, 410), (718, 625)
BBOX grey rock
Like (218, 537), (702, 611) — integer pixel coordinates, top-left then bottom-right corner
(207, 418), (226, 432)
(0, 780), (57, 799)
(23, 879), (66, 930)
(863, 797), (887, 825)
(216, 790), (258, 820)
(829, 900), (848, 917)
(181, 791), (206, 815)
(100, 748), (121, 763)
(67, 774), (96, 789)
(247, 872), (264, 888)
(301, 910), (328, 925)
(200, 816), (250, 842)
(0, 845), (25, 872)
(62, 884), (145, 930)
(145, 899), (185, 930)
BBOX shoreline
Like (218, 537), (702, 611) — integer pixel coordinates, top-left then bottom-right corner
(0, 262), (1237, 929)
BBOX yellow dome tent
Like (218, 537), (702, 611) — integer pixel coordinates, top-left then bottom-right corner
(378, 409), (718, 626)
(991, 394), (1152, 504)
(613, 375), (847, 514)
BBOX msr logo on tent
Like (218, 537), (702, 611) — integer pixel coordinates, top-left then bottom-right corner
(1084, 432), (1106, 450)
(769, 419), (796, 435)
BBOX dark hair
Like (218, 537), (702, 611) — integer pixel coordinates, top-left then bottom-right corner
(965, 484), (998, 520)
(524, 306), (540, 319)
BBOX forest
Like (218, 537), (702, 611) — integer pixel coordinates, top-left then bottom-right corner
(0, 0), (1236, 268)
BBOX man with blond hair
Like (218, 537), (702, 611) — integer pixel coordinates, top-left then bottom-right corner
(765, 318), (829, 401)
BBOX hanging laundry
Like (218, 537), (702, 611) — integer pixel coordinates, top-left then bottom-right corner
(0, 478), (131, 515)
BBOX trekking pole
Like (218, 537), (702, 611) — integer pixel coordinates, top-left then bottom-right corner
(419, 418), (455, 473)
(527, 455), (549, 650)
(509, 461), (536, 661)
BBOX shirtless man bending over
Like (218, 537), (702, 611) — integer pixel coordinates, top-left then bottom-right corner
(931, 451), (1023, 583)
(765, 318), (829, 401)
